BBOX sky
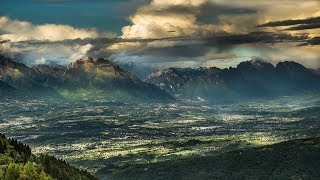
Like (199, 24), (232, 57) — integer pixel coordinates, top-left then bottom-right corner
(0, 0), (320, 72)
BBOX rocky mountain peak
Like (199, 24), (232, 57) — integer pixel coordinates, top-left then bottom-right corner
(67, 57), (133, 79)
(276, 61), (307, 72)
(237, 59), (274, 71)
(68, 57), (95, 72)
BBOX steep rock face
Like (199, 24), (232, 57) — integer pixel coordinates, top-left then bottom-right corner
(68, 57), (126, 77)
(64, 57), (137, 86)
(146, 60), (320, 100)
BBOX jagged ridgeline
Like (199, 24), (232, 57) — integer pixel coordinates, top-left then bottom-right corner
(2, 54), (320, 102)
(0, 55), (173, 102)
(0, 133), (96, 180)
(146, 60), (320, 100)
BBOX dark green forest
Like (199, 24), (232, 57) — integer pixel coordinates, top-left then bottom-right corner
(0, 133), (96, 180)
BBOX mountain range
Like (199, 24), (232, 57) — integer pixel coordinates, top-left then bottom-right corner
(0, 55), (173, 102)
(1, 55), (319, 102)
(146, 60), (320, 101)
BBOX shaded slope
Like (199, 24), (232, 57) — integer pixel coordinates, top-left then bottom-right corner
(99, 137), (320, 180)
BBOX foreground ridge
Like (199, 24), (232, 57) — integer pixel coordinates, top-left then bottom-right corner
(0, 133), (96, 180)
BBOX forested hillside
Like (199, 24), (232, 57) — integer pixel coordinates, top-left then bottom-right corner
(0, 133), (96, 180)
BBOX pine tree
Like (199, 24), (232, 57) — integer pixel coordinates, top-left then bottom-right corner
(4, 163), (22, 180)
(18, 162), (39, 180)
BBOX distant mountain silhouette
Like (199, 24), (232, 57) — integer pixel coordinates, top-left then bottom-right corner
(2, 55), (319, 101)
(146, 60), (320, 100)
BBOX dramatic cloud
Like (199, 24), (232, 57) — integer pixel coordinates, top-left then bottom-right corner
(306, 37), (320, 45)
(0, 41), (91, 66)
(0, 16), (115, 65)
(1, 0), (320, 70)
(0, 16), (114, 42)
(120, 0), (255, 39)
(108, 0), (320, 70)
(124, 0), (320, 38)
(259, 17), (320, 28)
(121, 0), (205, 39)
(259, 16), (320, 31)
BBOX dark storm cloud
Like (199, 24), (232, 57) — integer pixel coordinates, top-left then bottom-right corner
(206, 32), (308, 46)
(136, 1), (257, 24)
(0, 40), (10, 44)
(257, 16), (320, 46)
(198, 2), (257, 24)
(301, 37), (320, 46)
(126, 43), (211, 58)
(134, 32), (309, 57)
(7, 31), (310, 59)
(258, 16), (320, 30)
(105, 32), (309, 58)
(259, 16), (320, 27)
(9, 36), (191, 47)
(285, 23), (320, 31)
